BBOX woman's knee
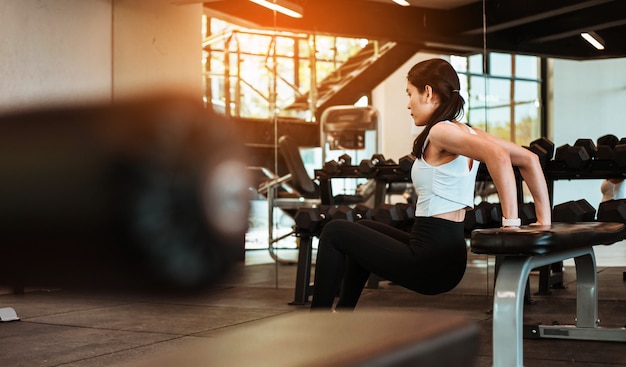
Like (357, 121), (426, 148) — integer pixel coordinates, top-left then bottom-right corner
(319, 219), (359, 242)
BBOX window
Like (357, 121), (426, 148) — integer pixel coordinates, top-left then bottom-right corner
(451, 53), (543, 146)
(202, 16), (369, 121)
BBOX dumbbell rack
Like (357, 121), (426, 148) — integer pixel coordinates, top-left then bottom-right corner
(290, 160), (626, 305)
(315, 164), (411, 208)
(290, 164), (411, 305)
(545, 160), (625, 180)
(541, 159), (626, 293)
(291, 163), (520, 305)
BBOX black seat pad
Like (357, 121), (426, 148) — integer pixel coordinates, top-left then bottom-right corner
(471, 222), (625, 256)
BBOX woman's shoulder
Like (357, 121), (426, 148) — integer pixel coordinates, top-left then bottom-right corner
(432, 120), (471, 134)
(429, 121), (479, 151)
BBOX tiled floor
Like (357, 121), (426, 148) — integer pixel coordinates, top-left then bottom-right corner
(1, 239), (625, 367)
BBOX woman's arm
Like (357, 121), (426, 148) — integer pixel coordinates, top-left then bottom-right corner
(469, 128), (552, 225)
(428, 123), (519, 222)
(428, 123), (551, 225)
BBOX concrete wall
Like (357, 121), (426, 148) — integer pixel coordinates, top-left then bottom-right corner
(112, 0), (202, 99)
(0, 0), (112, 113)
(0, 0), (202, 114)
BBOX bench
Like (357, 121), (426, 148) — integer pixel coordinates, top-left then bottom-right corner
(471, 222), (626, 367)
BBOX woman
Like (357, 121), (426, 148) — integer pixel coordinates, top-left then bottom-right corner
(310, 58), (551, 310)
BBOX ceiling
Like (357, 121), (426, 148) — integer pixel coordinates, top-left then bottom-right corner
(200, 0), (626, 60)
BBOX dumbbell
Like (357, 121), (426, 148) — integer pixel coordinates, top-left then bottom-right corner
(552, 199), (596, 222)
(322, 154), (352, 175)
(554, 143), (570, 162)
(596, 134), (626, 168)
(294, 206), (331, 234)
(398, 153), (416, 173)
(526, 137), (554, 167)
(555, 139), (595, 169)
(372, 203), (410, 228)
(464, 201), (501, 232)
(595, 134), (619, 161)
(597, 199), (626, 224)
(352, 203), (373, 221)
(329, 205), (355, 221)
(519, 202), (537, 225)
(614, 138), (626, 168)
(395, 202), (416, 229)
(358, 153), (388, 174)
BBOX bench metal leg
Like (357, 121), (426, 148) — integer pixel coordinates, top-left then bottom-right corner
(492, 246), (596, 367)
(530, 251), (626, 342)
(574, 252), (597, 328)
(492, 256), (531, 367)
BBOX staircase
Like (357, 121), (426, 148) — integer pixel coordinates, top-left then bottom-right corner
(283, 40), (422, 119)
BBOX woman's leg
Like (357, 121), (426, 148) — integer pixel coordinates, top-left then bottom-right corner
(334, 220), (411, 309)
(310, 219), (414, 310)
(357, 219), (411, 243)
(310, 217), (466, 310)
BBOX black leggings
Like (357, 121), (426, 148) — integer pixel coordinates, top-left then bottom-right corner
(310, 217), (467, 310)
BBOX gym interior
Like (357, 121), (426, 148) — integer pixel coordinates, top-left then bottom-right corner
(1, 1), (626, 366)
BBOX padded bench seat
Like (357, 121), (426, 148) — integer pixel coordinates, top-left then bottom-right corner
(471, 222), (626, 367)
(471, 222), (625, 255)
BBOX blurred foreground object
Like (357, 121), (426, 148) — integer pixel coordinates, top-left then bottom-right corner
(0, 95), (250, 293)
(127, 310), (479, 367)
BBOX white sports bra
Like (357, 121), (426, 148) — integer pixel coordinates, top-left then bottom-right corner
(411, 121), (480, 217)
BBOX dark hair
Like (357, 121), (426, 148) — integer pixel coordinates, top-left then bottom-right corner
(409, 59), (465, 158)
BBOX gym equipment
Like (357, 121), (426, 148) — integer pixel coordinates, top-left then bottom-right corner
(294, 206), (330, 235)
(259, 136), (361, 264)
(322, 153), (352, 174)
(519, 202), (537, 225)
(352, 203), (374, 221)
(557, 142), (591, 169)
(0, 95), (250, 292)
(329, 204), (356, 221)
(396, 202), (416, 225)
(597, 199), (626, 224)
(552, 199), (596, 222)
(553, 143), (570, 161)
(358, 153), (388, 174)
(398, 153), (416, 173)
(526, 137), (554, 167)
(596, 134), (619, 160)
(531, 137), (555, 159)
(315, 160), (411, 208)
(471, 222), (626, 367)
(614, 142), (626, 168)
(543, 198), (596, 295)
(464, 201), (501, 232)
(574, 138), (597, 159)
(372, 203), (412, 229)
(322, 105), (378, 151)
(553, 138), (599, 169)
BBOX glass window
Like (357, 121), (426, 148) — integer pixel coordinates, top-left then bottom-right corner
(468, 54), (484, 74)
(455, 52), (542, 146)
(515, 55), (540, 79)
(203, 17), (369, 121)
(490, 53), (512, 78)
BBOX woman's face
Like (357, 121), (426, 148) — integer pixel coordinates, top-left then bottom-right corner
(406, 81), (437, 126)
